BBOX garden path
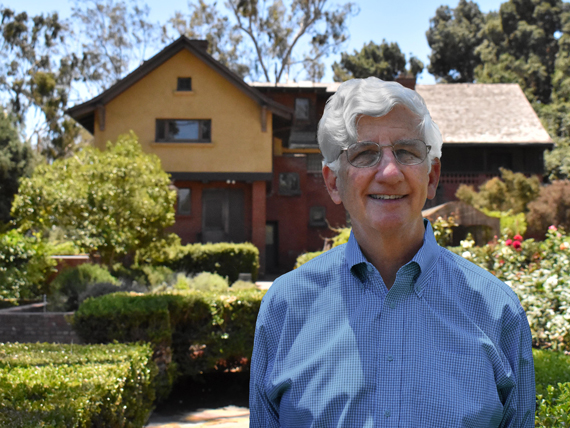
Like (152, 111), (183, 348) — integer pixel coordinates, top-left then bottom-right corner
(145, 405), (249, 427)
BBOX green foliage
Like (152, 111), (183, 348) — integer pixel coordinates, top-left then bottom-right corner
(455, 168), (540, 214)
(0, 342), (157, 428)
(534, 348), (570, 426)
(332, 40), (424, 82)
(188, 272), (229, 292)
(0, 111), (37, 224)
(527, 180), (570, 237)
(500, 211), (527, 236)
(295, 227), (350, 268)
(73, 288), (265, 379)
(0, 230), (57, 299)
(431, 215), (459, 246)
(50, 263), (118, 311)
(12, 132), (176, 266)
(171, 242), (260, 283)
(426, 0), (486, 83)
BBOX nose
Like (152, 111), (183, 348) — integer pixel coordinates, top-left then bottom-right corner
(374, 147), (404, 183)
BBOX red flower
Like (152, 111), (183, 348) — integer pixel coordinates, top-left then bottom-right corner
(513, 234), (523, 242)
(505, 239), (513, 246)
(549, 225), (558, 231)
(513, 241), (522, 250)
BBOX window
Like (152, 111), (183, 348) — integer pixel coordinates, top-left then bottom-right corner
(156, 119), (211, 142)
(177, 77), (192, 91)
(295, 98), (310, 120)
(309, 206), (326, 227)
(278, 172), (301, 195)
(177, 188), (191, 215)
(307, 154), (323, 174)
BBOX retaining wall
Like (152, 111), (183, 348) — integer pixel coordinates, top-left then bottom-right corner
(0, 309), (82, 344)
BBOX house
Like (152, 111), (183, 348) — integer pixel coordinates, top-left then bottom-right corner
(67, 37), (553, 274)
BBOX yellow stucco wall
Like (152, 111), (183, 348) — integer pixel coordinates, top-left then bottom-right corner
(93, 49), (273, 173)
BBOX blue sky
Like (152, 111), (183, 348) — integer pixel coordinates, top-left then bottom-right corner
(4, 0), (507, 83)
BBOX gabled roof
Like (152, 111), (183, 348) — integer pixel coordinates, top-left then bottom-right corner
(416, 84), (553, 146)
(66, 36), (292, 133)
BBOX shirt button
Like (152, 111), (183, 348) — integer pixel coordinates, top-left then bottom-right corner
(367, 265), (373, 272)
(388, 301), (396, 309)
(384, 410), (391, 418)
(386, 354), (393, 362)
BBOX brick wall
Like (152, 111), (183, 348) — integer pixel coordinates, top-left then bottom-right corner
(0, 312), (82, 344)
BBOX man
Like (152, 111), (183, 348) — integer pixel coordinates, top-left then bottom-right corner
(249, 77), (535, 427)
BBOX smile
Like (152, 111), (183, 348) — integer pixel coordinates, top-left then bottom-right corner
(369, 194), (404, 200)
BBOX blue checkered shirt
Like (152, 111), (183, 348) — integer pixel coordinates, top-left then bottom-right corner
(249, 221), (535, 427)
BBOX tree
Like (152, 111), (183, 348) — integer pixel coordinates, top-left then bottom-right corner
(426, 0), (486, 83)
(332, 40), (424, 82)
(169, 0), (357, 82)
(11, 132), (176, 266)
(455, 168), (540, 213)
(527, 180), (570, 235)
(70, 0), (161, 96)
(0, 7), (84, 159)
(0, 110), (37, 225)
(164, 0), (250, 78)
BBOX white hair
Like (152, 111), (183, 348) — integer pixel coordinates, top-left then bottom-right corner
(317, 77), (443, 173)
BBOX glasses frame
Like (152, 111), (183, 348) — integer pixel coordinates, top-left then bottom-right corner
(340, 140), (432, 168)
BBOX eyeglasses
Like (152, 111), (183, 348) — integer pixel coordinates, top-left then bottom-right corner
(340, 140), (431, 168)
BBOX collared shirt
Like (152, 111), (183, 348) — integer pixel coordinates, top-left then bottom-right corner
(249, 221), (535, 427)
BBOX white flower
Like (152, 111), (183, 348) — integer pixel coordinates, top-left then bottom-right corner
(462, 251), (472, 259)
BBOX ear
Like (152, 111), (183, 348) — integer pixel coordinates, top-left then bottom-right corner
(322, 164), (343, 205)
(427, 158), (441, 200)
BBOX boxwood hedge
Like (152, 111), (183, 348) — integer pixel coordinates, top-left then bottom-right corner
(0, 342), (157, 428)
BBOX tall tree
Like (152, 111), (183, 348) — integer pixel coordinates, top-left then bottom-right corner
(70, 0), (161, 96)
(426, 0), (486, 83)
(165, 0), (250, 78)
(0, 109), (37, 225)
(332, 40), (424, 82)
(0, 7), (83, 159)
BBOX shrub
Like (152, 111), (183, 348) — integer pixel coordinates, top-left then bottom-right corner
(173, 242), (259, 283)
(73, 289), (265, 379)
(78, 281), (147, 305)
(50, 263), (118, 311)
(0, 342), (157, 428)
(188, 272), (229, 292)
(527, 180), (570, 237)
(231, 280), (257, 290)
(0, 230), (56, 299)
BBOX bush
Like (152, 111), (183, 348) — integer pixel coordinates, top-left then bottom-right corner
(73, 289), (265, 380)
(50, 263), (118, 311)
(534, 349), (570, 426)
(78, 281), (147, 305)
(0, 230), (56, 299)
(527, 180), (570, 237)
(0, 342), (157, 428)
(173, 242), (260, 283)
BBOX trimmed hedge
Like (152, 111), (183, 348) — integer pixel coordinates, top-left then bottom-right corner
(73, 289), (264, 379)
(534, 348), (570, 426)
(173, 243), (260, 283)
(0, 342), (157, 428)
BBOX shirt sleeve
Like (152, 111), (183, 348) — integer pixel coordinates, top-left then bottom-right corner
(499, 308), (536, 428)
(249, 314), (280, 428)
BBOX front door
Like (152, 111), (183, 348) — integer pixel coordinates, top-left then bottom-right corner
(202, 188), (245, 243)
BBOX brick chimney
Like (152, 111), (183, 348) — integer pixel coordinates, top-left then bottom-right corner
(395, 74), (416, 90)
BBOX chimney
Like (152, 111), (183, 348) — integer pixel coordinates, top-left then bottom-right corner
(395, 74), (416, 90)
(190, 40), (209, 52)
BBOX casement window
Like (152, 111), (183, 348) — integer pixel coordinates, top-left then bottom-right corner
(294, 98), (310, 120)
(155, 119), (211, 142)
(177, 188), (191, 215)
(177, 77), (192, 91)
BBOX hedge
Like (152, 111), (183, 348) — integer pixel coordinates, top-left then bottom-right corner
(73, 289), (264, 379)
(0, 342), (157, 428)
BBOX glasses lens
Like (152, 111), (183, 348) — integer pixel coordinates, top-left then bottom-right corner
(393, 140), (428, 165)
(346, 142), (381, 167)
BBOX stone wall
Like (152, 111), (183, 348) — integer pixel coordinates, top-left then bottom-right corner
(0, 311), (82, 344)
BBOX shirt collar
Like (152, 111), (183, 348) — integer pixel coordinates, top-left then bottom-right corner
(345, 219), (441, 296)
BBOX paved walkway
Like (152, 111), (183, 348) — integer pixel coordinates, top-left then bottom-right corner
(146, 406), (250, 427)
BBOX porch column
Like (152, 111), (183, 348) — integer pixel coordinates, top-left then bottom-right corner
(252, 181), (266, 276)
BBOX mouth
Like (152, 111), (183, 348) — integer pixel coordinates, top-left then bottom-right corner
(369, 194), (405, 200)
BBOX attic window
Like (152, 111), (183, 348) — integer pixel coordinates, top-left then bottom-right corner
(177, 77), (192, 91)
(295, 98), (309, 120)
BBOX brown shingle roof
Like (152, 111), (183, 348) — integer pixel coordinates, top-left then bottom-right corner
(416, 84), (553, 145)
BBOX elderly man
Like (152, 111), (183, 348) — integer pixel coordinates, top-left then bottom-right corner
(249, 77), (535, 427)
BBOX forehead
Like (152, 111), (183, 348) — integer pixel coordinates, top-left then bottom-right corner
(356, 106), (421, 142)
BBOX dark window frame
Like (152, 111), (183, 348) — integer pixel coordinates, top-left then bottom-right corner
(294, 98), (310, 121)
(155, 119), (212, 143)
(177, 188), (192, 215)
(177, 77), (192, 91)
